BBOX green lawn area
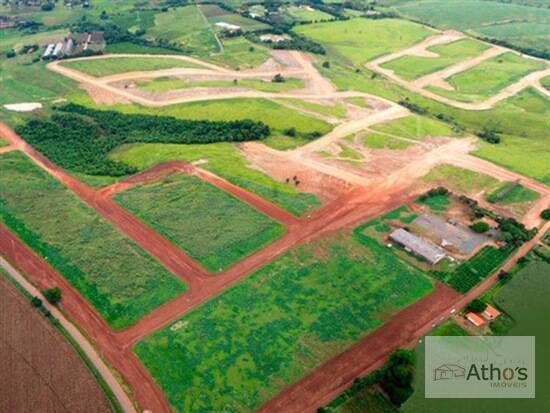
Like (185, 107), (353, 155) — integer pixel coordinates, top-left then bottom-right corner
(206, 36), (271, 69)
(145, 5), (220, 54)
(361, 132), (412, 150)
(114, 174), (284, 272)
(0, 152), (185, 329)
(294, 18), (433, 65)
(403, 262), (550, 413)
(71, 94), (332, 137)
(285, 5), (334, 22)
(381, 38), (490, 80)
(422, 164), (499, 195)
(135, 227), (434, 413)
(109, 142), (320, 216)
(199, 4), (270, 31)
(136, 77), (305, 93)
(60, 57), (202, 77)
(371, 115), (461, 140)
(428, 52), (547, 103)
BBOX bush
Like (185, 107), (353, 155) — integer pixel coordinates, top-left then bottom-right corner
(322, 61), (330, 69)
(31, 296), (43, 308)
(41, 2), (54, 11)
(272, 73), (285, 83)
(470, 221), (490, 233)
(541, 209), (550, 220)
(466, 298), (487, 313)
(6, 50), (16, 58)
(42, 287), (62, 305)
(478, 127), (501, 144)
(284, 127), (297, 137)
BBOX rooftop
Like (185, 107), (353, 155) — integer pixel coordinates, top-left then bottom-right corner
(389, 228), (446, 264)
(466, 312), (486, 327)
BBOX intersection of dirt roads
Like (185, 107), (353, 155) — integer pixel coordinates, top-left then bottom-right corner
(1, 24), (549, 413)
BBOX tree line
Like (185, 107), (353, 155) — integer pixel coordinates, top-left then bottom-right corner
(16, 104), (270, 177)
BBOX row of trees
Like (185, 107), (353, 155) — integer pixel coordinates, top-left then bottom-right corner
(16, 104), (270, 177)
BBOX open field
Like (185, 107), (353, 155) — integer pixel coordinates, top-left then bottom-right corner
(206, 36), (271, 69)
(60, 57), (202, 77)
(0, 152), (185, 329)
(135, 229), (433, 413)
(381, 38), (490, 80)
(393, 0), (550, 56)
(110, 143), (320, 216)
(485, 181), (540, 215)
(145, 5), (220, 54)
(422, 164), (499, 194)
(278, 98), (347, 118)
(294, 18), (433, 65)
(136, 77), (305, 93)
(403, 262), (550, 413)
(284, 5), (334, 22)
(200, 4), (270, 31)
(427, 52), (547, 102)
(114, 174), (285, 272)
(0, 273), (115, 413)
(361, 132), (411, 150)
(371, 115), (461, 140)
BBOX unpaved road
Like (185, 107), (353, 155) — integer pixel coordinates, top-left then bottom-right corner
(0, 256), (136, 413)
(366, 31), (549, 110)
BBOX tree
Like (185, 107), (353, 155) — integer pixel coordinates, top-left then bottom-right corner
(31, 296), (43, 308)
(284, 127), (296, 137)
(322, 60), (330, 68)
(466, 298), (486, 313)
(541, 209), (550, 220)
(6, 49), (16, 58)
(470, 221), (490, 233)
(100, 10), (109, 20)
(478, 127), (501, 144)
(42, 287), (62, 305)
(41, 2), (54, 11)
(272, 73), (285, 83)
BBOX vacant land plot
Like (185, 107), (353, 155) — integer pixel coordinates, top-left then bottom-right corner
(114, 174), (284, 272)
(0, 274), (114, 413)
(200, 4), (269, 31)
(381, 38), (489, 80)
(403, 262), (550, 413)
(145, 5), (219, 54)
(422, 165), (499, 195)
(335, 388), (398, 413)
(135, 229), (433, 413)
(295, 18), (432, 65)
(485, 182), (540, 215)
(427, 52), (546, 102)
(394, 0), (550, 56)
(60, 57), (202, 77)
(371, 115), (460, 140)
(136, 77), (305, 93)
(285, 5), (334, 22)
(206, 36), (271, 69)
(278, 98), (347, 118)
(110, 142), (320, 216)
(361, 132), (411, 150)
(0, 152), (185, 329)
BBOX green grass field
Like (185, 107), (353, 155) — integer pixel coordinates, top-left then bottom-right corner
(206, 36), (271, 69)
(361, 132), (412, 150)
(60, 57), (202, 77)
(428, 52), (546, 102)
(485, 182), (540, 215)
(109, 142), (320, 216)
(394, 0), (550, 56)
(403, 262), (550, 413)
(71, 94), (332, 137)
(114, 174), (284, 272)
(295, 18), (433, 65)
(199, 4), (269, 31)
(285, 5), (334, 22)
(371, 115), (461, 140)
(278, 98), (347, 118)
(136, 77), (305, 93)
(135, 228), (433, 413)
(422, 165), (499, 195)
(0, 152), (185, 329)
(145, 5), (220, 54)
(381, 38), (490, 80)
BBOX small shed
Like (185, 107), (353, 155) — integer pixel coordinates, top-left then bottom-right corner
(466, 312), (486, 327)
(482, 304), (501, 320)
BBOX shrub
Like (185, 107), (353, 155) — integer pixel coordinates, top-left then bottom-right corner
(478, 127), (501, 144)
(42, 287), (62, 305)
(284, 127), (297, 137)
(466, 298), (487, 313)
(470, 221), (490, 233)
(272, 73), (285, 83)
(6, 50), (16, 58)
(322, 61), (330, 69)
(41, 2), (54, 11)
(31, 296), (43, 308)
(541, 209), (550, 220)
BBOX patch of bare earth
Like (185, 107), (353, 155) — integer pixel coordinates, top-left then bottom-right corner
(0, 276), (113, 413)
(80, 83), (129, 105)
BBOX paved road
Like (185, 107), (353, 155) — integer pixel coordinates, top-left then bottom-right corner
(0, 256), (136, 413)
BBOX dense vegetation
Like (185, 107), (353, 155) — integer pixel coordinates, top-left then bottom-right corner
(16, 104), (269, 177)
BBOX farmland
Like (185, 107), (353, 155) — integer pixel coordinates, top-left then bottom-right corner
(60, 57), (202, 77)
(381, 38), (490, 80)
(403, 262), (550, 413)
(0, 152), (186, 329)
(0, 273), (115, 413)
(114, 174), (285, 272)
(135, 229), (433, 413)
(428, 52), (547, 102)
(109, 142), (321, 216)
(295, 18), (433, 65)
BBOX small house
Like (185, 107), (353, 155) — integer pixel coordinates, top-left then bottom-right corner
(482, 304), (501, 320)
(466, 312), (486, 327)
